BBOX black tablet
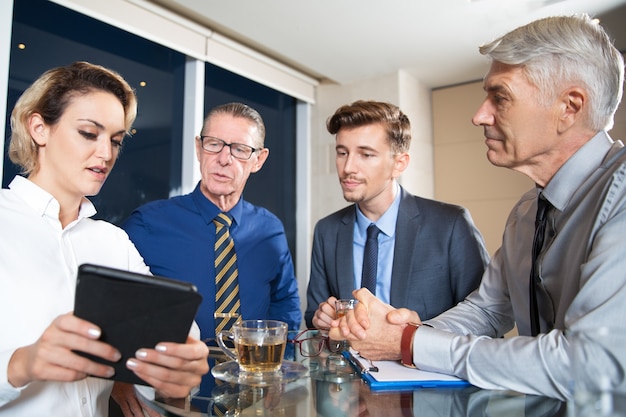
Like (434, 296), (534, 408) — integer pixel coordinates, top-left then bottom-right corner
(74, 263), (203, 385)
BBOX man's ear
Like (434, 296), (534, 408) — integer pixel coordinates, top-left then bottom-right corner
(195, 136), (202, 162)
(557, 87), (586, 133)
(392, 152), (410, 179)
(28, 113), (48, 146)
(251, 148), (269, 173)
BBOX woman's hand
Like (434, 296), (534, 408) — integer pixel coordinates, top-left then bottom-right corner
(125, 336), (209, 399)
(7, 312), (120, 387)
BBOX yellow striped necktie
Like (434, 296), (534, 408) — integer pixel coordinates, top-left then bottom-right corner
(213, 213), (241, 336)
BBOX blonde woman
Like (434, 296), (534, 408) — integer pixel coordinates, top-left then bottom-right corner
(0, 62), (208, 416)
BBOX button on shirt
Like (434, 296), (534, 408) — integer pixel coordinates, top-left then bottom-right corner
(0, 176), (150, 416)
(353, 188), (400, 304)
(417, 131), (626, 400)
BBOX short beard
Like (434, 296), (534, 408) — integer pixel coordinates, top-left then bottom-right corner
(343, 191), (363, 203)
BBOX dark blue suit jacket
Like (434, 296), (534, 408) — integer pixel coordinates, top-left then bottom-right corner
(305, 187), (489, 327)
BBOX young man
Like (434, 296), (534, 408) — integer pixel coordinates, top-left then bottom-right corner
(306, 100), (489, 328)
(332, 15), (626, 401)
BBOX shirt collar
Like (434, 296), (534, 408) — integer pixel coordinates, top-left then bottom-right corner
(543, 131), (622, 212)
(355, 182), (401, 238)
(191, 182), (243, 227)
(8, 175), (96, 220)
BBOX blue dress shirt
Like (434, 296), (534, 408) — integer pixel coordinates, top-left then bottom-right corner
(121, 183), (302, 335)
(122, 184), (301, 395)
(353, 187), (401, 304)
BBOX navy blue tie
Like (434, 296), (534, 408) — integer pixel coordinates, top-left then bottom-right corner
(361, 224), (381, 295)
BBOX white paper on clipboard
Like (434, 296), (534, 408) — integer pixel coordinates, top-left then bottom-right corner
(344, 350), (470, 391)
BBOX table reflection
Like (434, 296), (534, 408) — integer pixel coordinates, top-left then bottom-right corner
(137, 350), (568, 417)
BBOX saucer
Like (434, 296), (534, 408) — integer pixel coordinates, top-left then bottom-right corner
(212, 360), (308, 386)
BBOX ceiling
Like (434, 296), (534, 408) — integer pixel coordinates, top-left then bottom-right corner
(150, 0), (626, 89)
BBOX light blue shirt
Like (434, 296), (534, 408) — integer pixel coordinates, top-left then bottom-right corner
(353, 184), (401, 304)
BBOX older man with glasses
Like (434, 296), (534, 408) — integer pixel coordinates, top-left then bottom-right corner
(122, 102), (301, 396)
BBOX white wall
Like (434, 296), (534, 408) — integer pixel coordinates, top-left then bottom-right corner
(311, 70), (434, 232)
(397, 70), (434, 199)
(433, 82), (533, 255)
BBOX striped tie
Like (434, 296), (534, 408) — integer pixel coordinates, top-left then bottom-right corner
(213, 213), (241, 336)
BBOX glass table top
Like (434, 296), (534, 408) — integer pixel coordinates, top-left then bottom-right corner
(136, 350), (571, 417)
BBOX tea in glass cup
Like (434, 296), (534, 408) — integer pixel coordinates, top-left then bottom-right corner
(217, 320), (288, 375)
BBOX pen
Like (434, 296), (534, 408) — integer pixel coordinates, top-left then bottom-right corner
(345, 350), (373, 375)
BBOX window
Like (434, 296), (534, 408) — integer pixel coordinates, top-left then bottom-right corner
(5, 0), (185, 225)
(204, 63), (297, 254)
(4, 0), (296, 254)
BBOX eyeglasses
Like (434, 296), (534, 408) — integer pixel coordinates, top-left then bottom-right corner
(199, 136), (260, 160)
(288, 329), (343, 357)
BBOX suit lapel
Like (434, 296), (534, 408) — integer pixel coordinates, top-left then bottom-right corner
(390, 188), (421, 306)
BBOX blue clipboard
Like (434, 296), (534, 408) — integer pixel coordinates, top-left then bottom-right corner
(343, 350), (471, 391)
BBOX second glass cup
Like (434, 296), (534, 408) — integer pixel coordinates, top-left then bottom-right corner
(335, 299), (357, 319)
(332, 299), (357, 353)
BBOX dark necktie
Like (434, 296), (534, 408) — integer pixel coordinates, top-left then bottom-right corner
(529, 195), (551, 336)
(361, 224), (381, 295)
(213, 213), (241, 336)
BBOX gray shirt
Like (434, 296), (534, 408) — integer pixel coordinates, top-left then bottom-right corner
(416, 131), (626, 400)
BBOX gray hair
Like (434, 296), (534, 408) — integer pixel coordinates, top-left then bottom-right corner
(202, 102), (266, 148)
(479, 14), (624, 131)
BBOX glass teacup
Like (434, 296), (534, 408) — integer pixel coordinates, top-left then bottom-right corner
(217, 319), (288, 375)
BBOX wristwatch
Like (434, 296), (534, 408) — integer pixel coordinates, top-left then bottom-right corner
(400, 322), (431, 368)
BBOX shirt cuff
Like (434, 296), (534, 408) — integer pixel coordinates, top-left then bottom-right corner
(412, 325), (457, 376)
(0, 349), (24, 407)
(189, 321), (201, 340)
